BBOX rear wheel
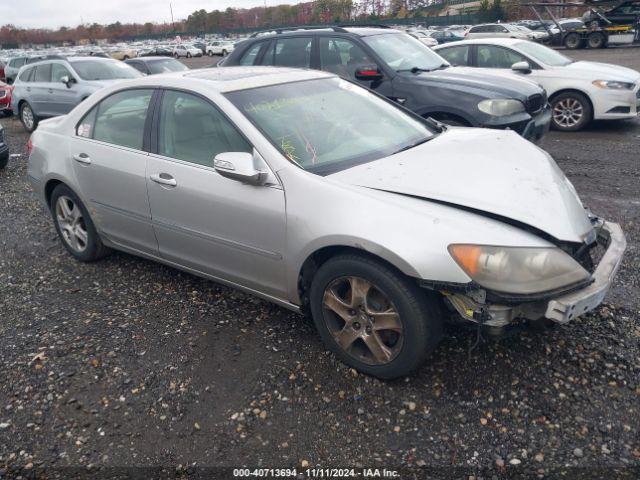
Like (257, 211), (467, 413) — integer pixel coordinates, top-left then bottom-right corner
(208, 50), (214, 56)
(587, 32), (605, 49)
(551, 91), (592, 131)
(186, 52), (192, 58)
(563, 32), (583, 49)
(0, 151), (8, 169)
(309, 254), (442, 379)
(20, 102), (38, 133)
(50, 184), (110, 262)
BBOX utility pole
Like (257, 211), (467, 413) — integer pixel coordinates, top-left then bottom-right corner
(169, 3), (175, 30)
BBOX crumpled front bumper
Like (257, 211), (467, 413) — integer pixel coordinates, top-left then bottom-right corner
(443, 221), (626, 328)
(545, 221), (626, 323)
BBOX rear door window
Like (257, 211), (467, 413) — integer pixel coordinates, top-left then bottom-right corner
(261, 37), (312, 68)
(78, 89), (154, 150)
(19, 66), (36, 82)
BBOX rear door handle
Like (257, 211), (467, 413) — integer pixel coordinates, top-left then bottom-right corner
(73, 153), (91, 164)
(26, 87), (31, 92)
(48, 88), (53, 94)
(150, 173), (177, 187)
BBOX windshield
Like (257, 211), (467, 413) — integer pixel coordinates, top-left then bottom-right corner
(362, 33), (448, 71)
(515, 41), (573, 67)
(148, 59), (188, 74)
(226, 77), (435, 175)
(72, 60), (141, 80)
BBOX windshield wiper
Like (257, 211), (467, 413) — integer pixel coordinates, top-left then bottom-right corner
(392, 136), (434, 155)
(398, 64), (450, 74)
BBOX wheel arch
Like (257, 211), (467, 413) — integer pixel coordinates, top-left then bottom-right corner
(295, 243), (421, 314)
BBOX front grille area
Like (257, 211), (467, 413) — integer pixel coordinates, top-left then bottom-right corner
(526, 92), (547, 115)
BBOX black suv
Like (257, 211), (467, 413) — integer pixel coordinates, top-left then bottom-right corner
(223, 26), (551, 142)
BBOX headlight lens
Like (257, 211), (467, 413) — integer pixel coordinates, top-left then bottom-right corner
(478, 99), (526, 116)
(448, 245), (590, 294)
(592, 80), (635, 90)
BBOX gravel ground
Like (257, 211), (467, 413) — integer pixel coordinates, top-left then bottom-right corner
(0, 48), (638, 478)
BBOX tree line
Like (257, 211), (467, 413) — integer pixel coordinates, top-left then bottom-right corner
(1, 0), (504, 46)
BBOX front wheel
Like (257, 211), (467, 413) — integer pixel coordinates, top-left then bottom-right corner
(551, 92), (592, 131)
(186, 52), (192, 58)
(50, 184), (110, 262)
(208, 50), (214, 56)
(309, 254), (442, 379)
(0, 152), (8, 169)
(222, 49), (228, 56)
(20, 102), (38, 133)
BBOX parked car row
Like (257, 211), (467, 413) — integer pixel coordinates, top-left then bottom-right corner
(223, 26), (639, 132)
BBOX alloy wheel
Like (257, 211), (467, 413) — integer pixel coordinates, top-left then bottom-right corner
(55, 196), (88, 253)
(21, 105), (34, 130)
(322, 276), (403, 366)
(553, 98), (583, 128)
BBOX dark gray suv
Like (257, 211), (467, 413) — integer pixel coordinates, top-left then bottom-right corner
(223, 26), (551, 142)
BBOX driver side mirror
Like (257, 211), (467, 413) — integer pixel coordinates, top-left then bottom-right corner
(60, 75), (76, 88)
(511, 61), (532, 74)
(214, 152), (268, 186)
(354, 65), (384, 81)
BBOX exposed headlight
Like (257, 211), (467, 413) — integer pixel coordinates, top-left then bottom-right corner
(478, 99), (525, 116)
(592, 80), (635, 90)
(448, 245), (590, 294)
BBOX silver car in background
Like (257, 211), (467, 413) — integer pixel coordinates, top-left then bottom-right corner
(27, 67), (626, 379)
(11, 56), (141, 132)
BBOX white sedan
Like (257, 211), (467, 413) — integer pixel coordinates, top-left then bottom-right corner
(434, 39), (640, 131)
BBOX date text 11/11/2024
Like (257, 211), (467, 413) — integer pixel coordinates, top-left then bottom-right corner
(232, 468), (401, 478)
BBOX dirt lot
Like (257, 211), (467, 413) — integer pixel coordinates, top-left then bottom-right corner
(0, 48), (638, 478)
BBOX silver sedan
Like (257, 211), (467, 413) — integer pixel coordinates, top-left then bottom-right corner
(28, 67), (626, 378)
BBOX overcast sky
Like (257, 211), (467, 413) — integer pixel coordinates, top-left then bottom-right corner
(5, 0), (301, 29)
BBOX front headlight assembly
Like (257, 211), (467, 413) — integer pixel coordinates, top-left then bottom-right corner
(448, 245), (590, 295)
(477, 99), (525, 116)
(592, 80), (635, 90)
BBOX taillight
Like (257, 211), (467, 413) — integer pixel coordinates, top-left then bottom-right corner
(26, 138), (33, 155)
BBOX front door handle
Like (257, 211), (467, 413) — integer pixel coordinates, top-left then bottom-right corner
(26, 87), (31, 92)
(73, 153), (91, 164)
(150, 173), (177, 187)
(48, 88), (54, 94)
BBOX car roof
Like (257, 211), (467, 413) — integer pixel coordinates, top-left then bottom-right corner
(128, 56), (175, 62)
(434, 38), (527, 48)
(249, 26), (400, 40)
(130, 66), (334, 93)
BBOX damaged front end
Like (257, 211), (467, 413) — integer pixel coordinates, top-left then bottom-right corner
(423, 221), (626, 332)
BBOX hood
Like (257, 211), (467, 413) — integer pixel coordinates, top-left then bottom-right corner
(563, 61), (640, 83)
(405, 66), (544, 100)
(328, 128), (593, 244)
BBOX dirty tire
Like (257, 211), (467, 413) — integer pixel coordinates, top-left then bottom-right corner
(563, 32), (583, 49)
(587, 32), (605, 49)
(19, 102), (39, 133)
(0, 152), (8, 170)
(50, 184), (110, 262)
(309, 253), (442, 379)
